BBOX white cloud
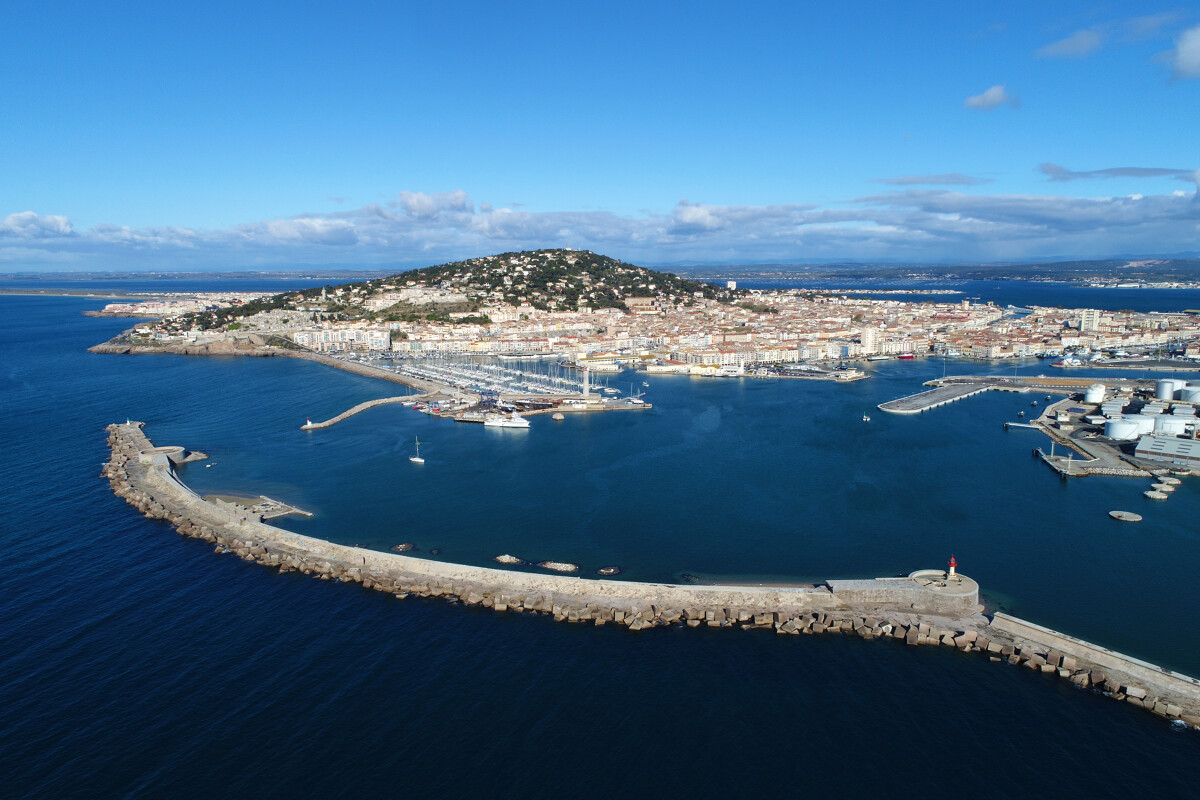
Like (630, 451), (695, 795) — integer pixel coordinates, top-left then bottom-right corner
(1172, 24), (1200, 78)
(1037, 29), (1104, 58)
(395, 190), (472, 219)
(257, 218), (358, 246)
(0, 211), (73, 238)
(964, 85), (1019, 110)
(3, 184), (1199, 268)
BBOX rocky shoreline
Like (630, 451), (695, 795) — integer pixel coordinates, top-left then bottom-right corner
(103, 421), (1200, 729)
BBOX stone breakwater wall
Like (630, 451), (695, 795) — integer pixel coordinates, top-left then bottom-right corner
(301, 395), (419, 430)
(102, 422), (1200, 728)
(987, 613), (1200, 725)
(103, 423), (983, 624)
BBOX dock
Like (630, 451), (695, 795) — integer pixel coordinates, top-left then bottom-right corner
(878, 382), (990, 414)
(301, 395), (426, 430)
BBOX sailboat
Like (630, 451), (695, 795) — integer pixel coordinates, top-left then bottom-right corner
(862, 413), (871, 422)
(409, 436), (424, 464)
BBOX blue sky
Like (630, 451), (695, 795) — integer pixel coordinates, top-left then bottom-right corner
(2, 1), (1198, 270)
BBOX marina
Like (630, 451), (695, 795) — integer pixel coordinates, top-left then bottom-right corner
(380, 355), (594, 399)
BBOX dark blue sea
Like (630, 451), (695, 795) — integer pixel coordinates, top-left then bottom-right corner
(2, 286), (1198, 798)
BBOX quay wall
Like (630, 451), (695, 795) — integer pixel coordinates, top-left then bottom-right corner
(102, 422), (1200, 727)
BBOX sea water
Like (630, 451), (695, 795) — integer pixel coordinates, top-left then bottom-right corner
(1, 292), (1197, 798)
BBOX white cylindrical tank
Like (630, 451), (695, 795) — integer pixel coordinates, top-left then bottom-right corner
(1127, 414), (1156, 435)
(1105, 418), (1141, 440)
(1084, 383), (1106, 403)
(1181, 387), (1200, 403)
(1171, 379), (1188, 393)
(1155, 380), (1176, 400)
(1142, 404), (1164, 415)
(1154, 416), (1190, 435)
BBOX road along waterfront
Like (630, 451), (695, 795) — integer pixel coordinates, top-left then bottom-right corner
(106, 420), (1200, 727)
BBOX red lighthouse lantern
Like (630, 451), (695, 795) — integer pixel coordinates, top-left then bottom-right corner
(948, 554), (957, 577)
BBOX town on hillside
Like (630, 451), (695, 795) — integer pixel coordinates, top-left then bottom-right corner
(105, 249), (1200, 370)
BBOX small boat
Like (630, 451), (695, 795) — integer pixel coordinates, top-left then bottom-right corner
(1018, 411), (1025, 417)
(897, 354), (915, 360)
(862, 413), (871, 422)
(409, 437), (425, 464)
(1031, 401), (1038, 407)
(642, 381), (649, 387)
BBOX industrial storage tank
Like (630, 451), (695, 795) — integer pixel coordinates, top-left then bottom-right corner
(1181, 387), (1200, 403)
(1126, 414), (1157, 435)
(1153, 416), (1190, 436)
(1155, 380), (1177, 400)
(1084, 383), (1106, 403)
(1105, 418), (1141, 440)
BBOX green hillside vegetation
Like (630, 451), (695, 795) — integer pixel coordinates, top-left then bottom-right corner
(184, 249), (740, 329)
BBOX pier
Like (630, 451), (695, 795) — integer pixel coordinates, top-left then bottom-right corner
(300, 395), (427, 430)
(101, 420), (1200, 729)
(878, 382), (990, 414)
(880, 375), (1160, 416)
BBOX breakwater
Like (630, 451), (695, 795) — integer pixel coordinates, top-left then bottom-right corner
(103, 421), (1200, 728)
(301, 395), (424, 430)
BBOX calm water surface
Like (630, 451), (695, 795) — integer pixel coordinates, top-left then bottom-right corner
(1, 291), (1197, 798)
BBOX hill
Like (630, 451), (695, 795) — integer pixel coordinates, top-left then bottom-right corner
(195, 249), (740, 329)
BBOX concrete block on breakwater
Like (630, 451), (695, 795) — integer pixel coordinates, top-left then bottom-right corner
(101, 421), (1200, 728)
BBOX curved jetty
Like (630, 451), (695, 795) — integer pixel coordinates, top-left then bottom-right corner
(103, 421), (1200, 729)
(301, 395), (420, 430)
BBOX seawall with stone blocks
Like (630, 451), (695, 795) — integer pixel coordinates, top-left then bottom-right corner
(101, 421), (1200, 728)
(988, 613), (1200, 719)
(105, 422), (982, 621)
(300, 395), (421, 430)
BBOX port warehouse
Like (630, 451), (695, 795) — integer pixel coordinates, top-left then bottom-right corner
(1135, 436), (1200, 467)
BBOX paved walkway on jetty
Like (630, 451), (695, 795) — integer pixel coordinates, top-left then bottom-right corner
(878, 383), (991, 413)
(301, 395), (426, 430)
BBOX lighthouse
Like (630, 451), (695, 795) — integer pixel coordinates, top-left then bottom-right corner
(948, 554), (957, 578)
